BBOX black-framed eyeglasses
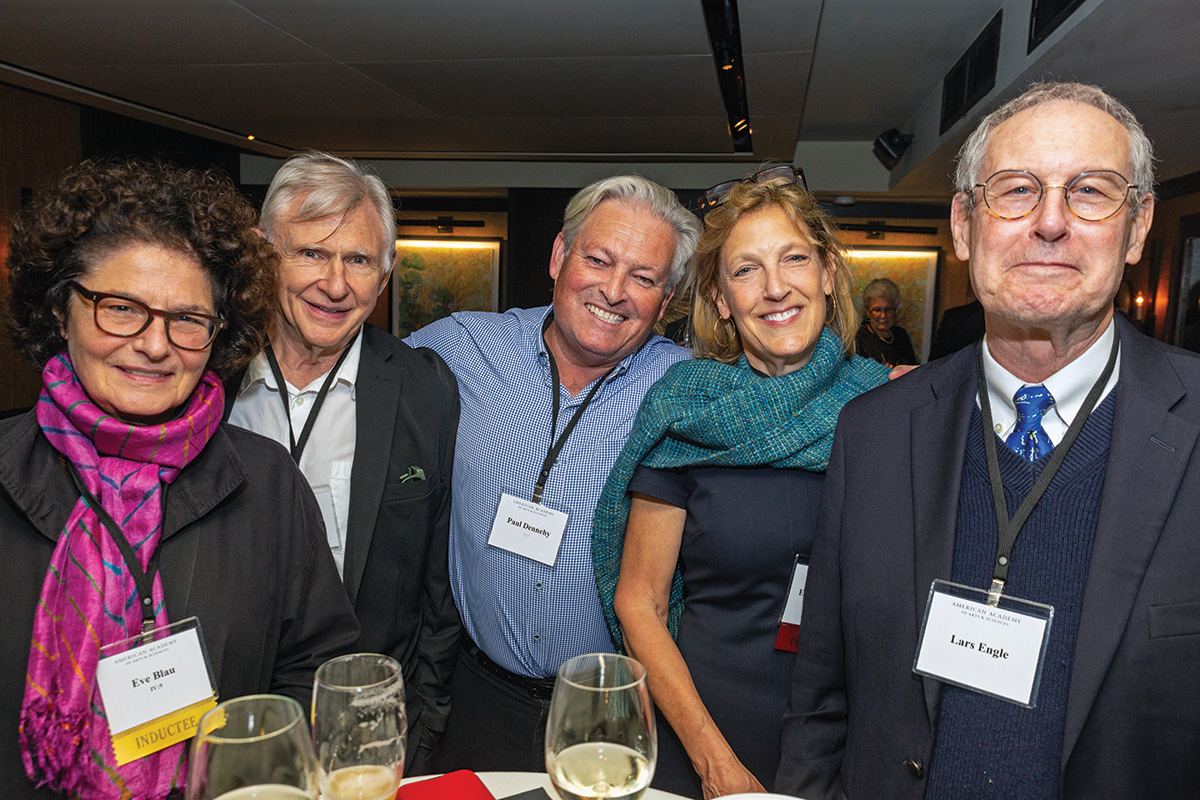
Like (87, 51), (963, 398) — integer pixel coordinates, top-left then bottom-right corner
(867, 305), (898, 316)
(700, 164), (808, 212)
(69, 282), (226, 351)
(973, 169), (1137, 222)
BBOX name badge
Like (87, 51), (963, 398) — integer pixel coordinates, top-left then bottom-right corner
(774, 557), (809, 653)
(312, 486), (341, 551)
(95, 617), (218, 764)
(488, 490), (569, 566)
(913, 580), (1054, 707)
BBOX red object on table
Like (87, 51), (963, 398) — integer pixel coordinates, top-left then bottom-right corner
(396, 770), (497, 800)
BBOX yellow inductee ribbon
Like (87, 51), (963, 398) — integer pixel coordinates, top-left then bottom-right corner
(111, 694), (217, 765)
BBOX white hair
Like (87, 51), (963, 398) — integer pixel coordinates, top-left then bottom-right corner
(260, 151), (397, 271)
(560, 175), (701, 292)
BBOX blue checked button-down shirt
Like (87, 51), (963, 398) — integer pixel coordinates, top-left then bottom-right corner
(406, 306), (688, 678)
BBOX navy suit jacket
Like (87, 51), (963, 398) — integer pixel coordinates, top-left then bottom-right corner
(225, 324), (461, 762)
(778, 315), (1200, 799)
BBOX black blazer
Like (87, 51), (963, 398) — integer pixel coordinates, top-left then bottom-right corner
(225, 324), (461, 763)
(778, 315), (1200, 799)
(928, 300), (986, 361)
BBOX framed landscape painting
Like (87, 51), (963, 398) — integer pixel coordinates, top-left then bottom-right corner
(391, 237), (501, 337)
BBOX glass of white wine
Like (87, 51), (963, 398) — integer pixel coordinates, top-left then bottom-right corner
(186, 694), (319, 800)
(545, 653), (656, 800)
(312, 653), (406, 800)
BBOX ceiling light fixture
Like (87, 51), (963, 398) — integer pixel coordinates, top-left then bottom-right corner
(702, 0), (753, 153)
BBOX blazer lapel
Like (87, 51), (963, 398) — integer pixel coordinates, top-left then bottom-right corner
(911, 347), (978, 723)
(1061, 320), (1199, 767)
(343, 328), (399, 605)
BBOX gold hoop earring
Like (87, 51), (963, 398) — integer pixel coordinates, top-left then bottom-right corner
(713, 315), (737, 348)
(825, 295), (837, 326)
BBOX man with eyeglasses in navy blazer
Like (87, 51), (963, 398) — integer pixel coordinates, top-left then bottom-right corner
(779, 82), (1200, 799)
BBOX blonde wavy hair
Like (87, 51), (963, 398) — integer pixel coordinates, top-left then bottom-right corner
(689, 177), (857, 362)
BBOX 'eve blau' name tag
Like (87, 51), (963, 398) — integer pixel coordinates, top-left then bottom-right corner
(96, 617), (218, 764)
(913, 580), (1053, 707)
(488, 491), (568, 566)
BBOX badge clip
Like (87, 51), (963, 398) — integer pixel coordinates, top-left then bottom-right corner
(986, 577), (1005, 607)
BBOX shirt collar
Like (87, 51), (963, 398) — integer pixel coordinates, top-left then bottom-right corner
(983, 318), (1119, 429)
(239, 327), (365, 397)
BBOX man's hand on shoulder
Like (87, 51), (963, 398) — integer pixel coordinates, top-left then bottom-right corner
(889, 364), (919, 380)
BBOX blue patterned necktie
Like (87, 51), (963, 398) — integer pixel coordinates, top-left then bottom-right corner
(1006, 384), (1055, 461)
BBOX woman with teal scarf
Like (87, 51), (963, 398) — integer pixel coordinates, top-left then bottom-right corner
(593, 173), (889, 799)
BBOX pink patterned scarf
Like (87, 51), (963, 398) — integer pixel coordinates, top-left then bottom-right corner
(20, 352), (224, 799)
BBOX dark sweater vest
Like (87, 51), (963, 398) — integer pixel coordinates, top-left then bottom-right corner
(924, 393), (1115, 800)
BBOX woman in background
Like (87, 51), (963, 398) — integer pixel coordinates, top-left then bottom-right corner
(855, 276), (919, 367)
(2, 158), (358, 799)
(594, 172), (889, 798)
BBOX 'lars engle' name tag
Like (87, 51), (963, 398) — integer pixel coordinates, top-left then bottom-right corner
(913, 580), (1053, 707)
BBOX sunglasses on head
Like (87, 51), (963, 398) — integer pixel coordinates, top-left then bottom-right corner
(699, 164), (807, 212)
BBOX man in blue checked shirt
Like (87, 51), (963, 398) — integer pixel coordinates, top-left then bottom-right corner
(407, 175), (701, 771)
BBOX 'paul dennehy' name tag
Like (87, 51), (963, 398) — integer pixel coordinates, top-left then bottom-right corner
(488, 491), (569, 566)
(913, 579), (1053, 707)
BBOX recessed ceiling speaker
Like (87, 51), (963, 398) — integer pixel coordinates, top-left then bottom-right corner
(873, 128), (913, 170)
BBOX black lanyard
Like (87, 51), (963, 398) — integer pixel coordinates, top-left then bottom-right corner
(976, 328), (1119, 604)
(67, 465), (163, 637)
(263, 341), (353, 464)
(534, 345), (615, 504)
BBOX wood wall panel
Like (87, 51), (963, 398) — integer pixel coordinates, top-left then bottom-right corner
(0, 82), (81, 413)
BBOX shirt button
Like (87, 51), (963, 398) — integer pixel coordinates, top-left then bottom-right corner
(532, 634), (541, 642)
(295, 396), (307, 407)
(535, 581), (544, 590)
(994, 423), (1002, 432)
(905, 759), (923, 778)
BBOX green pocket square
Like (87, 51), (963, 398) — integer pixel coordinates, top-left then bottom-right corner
(398, 466), (426, 483)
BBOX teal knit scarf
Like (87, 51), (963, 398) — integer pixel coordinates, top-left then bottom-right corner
(591, 327), (889, 650)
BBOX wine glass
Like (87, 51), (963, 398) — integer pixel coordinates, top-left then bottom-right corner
(312, 653), (407, 800)
(545, 653), (656, 800)
(186, 694), (319, 800)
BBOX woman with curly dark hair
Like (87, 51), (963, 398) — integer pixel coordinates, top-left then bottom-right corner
(1, 159), (358, 800)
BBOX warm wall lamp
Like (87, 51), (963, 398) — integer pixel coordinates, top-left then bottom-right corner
(398, 216), (485, 235)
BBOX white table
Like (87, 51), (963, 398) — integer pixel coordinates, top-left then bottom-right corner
(402, 770), (689, 799)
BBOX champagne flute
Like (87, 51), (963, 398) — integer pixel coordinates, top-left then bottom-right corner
(312, 653), (407, 800)
(545, 653), (656, 800)
(187, 694), (319, 800)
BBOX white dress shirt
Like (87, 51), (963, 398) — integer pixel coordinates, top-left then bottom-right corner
(980, 319), (1120, 447)
(228, 329), (363, 577)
